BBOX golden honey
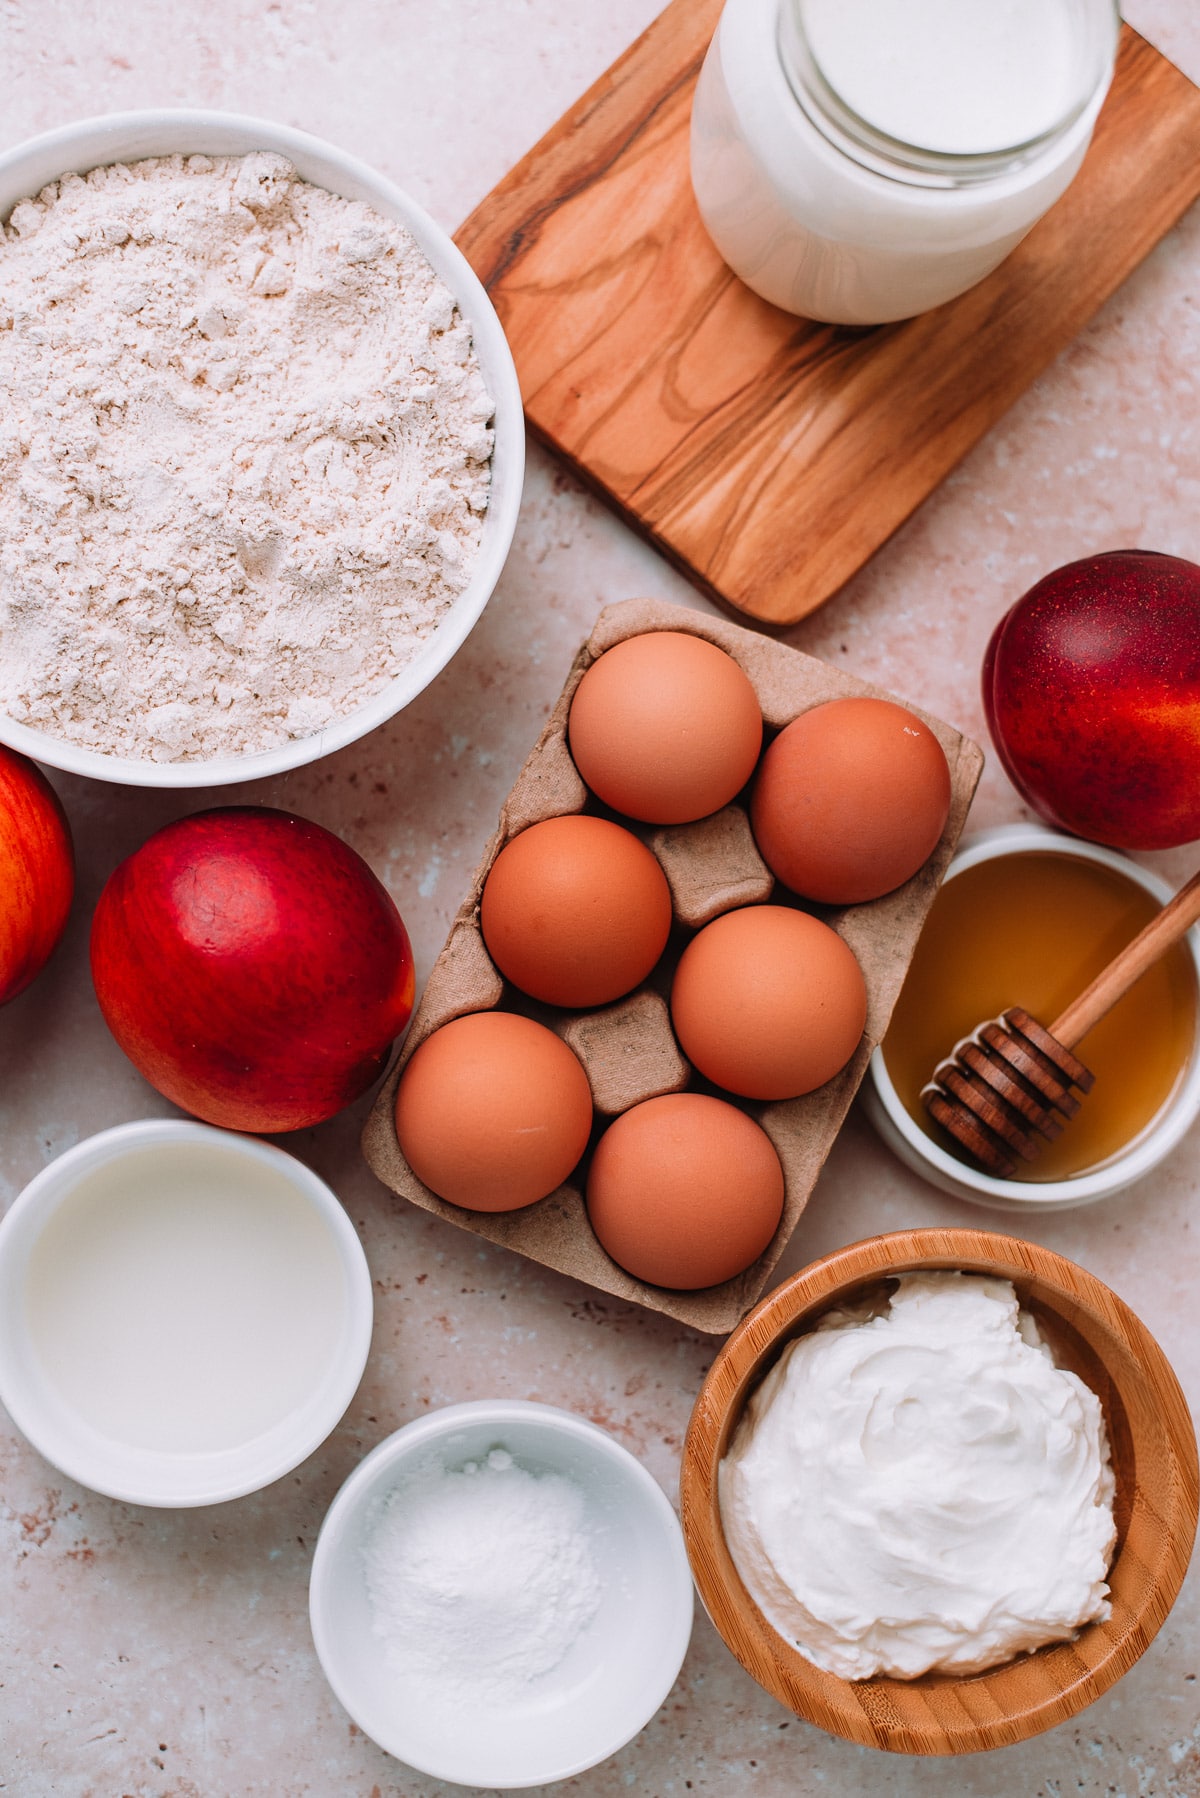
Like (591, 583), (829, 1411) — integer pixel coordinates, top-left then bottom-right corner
(883, 850), (1197, 1180)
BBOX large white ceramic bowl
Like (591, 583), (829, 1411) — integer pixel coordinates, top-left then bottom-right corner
(309, 1400), (695, 1788)
(862, 824), (1200, 1210)
(0, 1120), (374, 1505)
(0, 110), (524, 787)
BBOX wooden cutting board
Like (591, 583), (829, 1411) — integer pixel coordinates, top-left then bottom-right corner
(456, 6), (1200, 626)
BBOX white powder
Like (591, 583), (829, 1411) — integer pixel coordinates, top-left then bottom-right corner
(362, 1446), (603, 1705)
(0, 151), (493, 761)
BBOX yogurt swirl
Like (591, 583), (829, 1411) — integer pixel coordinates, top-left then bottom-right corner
(719, 1271), (1116, 1680)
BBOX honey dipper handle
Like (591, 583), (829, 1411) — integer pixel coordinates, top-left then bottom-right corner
(1050, 868), (1200, 1049)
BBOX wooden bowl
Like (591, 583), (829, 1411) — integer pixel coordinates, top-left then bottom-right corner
(680, 1227), (1199, 1755)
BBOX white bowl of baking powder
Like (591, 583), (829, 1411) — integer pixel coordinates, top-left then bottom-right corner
(309, 1399), (695, 1788)
(0, 110), (524, 787)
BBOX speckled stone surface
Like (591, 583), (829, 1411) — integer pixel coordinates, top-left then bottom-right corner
(2, 4), (1199, 1794)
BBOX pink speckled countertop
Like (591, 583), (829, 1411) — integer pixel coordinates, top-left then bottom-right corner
(3, 5), (1199, 1795)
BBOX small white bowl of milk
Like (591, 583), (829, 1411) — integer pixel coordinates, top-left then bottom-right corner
(0, 1120), (373, 1506)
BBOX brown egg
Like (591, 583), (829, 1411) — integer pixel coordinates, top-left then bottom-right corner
(586, 1093), (784, 1289)
(750, 697), (952, 904)
(480, 814), (672, 1008)
(567, 630), (763, 824)
(670, 904), (867, 1099)
(394, 1010), (593, 1211)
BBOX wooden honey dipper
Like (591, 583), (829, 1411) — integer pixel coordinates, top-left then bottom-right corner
(922, 867), (1200, 1178)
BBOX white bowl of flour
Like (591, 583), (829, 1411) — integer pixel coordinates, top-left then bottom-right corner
(0, 111), (524, 785)
(309, 1399), (694, 1787)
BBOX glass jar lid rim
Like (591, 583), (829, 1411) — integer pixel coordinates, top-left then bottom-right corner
(778, 0), (1121, 189)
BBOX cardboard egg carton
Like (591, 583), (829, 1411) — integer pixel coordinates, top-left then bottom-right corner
(362, 599), (984, 1334)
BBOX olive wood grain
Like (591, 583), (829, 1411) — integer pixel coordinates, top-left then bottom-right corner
(924, 871), (1200, 1175)
(455, 14), (1200, 625)
(679, 1228), (1199, 1755)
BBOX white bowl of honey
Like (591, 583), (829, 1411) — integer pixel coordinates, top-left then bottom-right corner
(864, 825), (1200, 1209)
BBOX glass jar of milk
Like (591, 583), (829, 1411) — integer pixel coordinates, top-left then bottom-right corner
(690, 0), (1120, 324)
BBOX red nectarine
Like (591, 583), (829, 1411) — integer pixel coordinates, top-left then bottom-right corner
(90, 807), (414, 1132)
(983, 550), (1200, 850)
(0, 746), (74, 1005)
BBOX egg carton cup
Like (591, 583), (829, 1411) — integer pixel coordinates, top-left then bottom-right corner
(362, 599), (984, 1333)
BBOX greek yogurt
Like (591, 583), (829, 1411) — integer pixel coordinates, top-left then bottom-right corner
(719, 1271), (1116, 1679)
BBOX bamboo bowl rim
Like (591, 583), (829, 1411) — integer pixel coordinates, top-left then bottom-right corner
(679, 1227), (1199, 1756)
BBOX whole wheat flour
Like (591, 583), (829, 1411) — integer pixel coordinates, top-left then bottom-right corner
(0, 152), (494, 761)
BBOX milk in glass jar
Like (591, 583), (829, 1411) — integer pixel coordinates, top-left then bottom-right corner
(690, 0), (1120, 324)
